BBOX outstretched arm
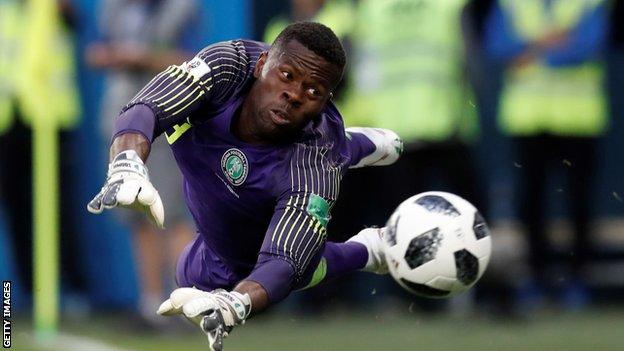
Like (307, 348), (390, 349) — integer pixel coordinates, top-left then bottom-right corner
(110, 40), (257, 144)
(241, 192), (331, 312)
(87, 131), (164, 227)
(156, 179), (335, 349)
(235, 129), (403, 311)
(157, 143), (345, 349)
(88, 41), (258, 227)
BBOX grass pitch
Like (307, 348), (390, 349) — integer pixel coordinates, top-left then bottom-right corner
(13, 308), (624, 351)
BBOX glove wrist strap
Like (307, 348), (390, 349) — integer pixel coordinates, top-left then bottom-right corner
(230, 291), (252, 320)
(213, 290), (252, 322)
(108, 150), (149, 179)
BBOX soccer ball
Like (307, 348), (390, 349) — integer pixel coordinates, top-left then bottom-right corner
(382, 192), (491, 298)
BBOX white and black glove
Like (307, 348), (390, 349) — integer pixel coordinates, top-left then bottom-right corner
(158, 287), (251, 351)
(87, 150), (165, 228)
(346, 127), (403, 169)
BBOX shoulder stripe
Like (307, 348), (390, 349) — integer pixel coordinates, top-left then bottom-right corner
(130, 66), (176, 104)
(141, 67), (187, 102)
(155, 75), (195, 105)
(164, 86), (203, 113)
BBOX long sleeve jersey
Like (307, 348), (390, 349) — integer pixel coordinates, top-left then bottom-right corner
(112, 39), (377, 301)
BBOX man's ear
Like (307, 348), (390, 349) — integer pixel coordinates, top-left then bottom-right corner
(254, 51), (268, 78)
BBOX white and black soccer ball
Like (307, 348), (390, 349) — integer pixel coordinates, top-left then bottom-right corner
(382, 192), (491, 298)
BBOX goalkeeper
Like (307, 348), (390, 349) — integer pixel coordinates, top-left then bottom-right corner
(88, 22), (402, 350)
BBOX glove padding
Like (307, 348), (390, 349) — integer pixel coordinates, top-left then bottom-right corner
(346, 127), (403, 169)
(157, 287), (251, 328)
(87, 150), (164, 228)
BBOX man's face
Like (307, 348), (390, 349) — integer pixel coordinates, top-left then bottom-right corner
(248, 39), (342, 143)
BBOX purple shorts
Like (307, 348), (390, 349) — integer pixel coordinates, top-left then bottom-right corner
(176, 237), (242, 291)
(176, 236), (324, 292)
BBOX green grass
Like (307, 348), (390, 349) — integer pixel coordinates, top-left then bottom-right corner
(12, 308), (624, 351)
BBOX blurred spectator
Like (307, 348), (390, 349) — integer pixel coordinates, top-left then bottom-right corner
(484, 0), (610, 311)
(263, 0), (354, 44)
(341, 3), (481, 234)
(341, 0), (482, 218)
(0, 0), (81, 298)
(330, 0), (483, 311)
(86, 0), (198, 327)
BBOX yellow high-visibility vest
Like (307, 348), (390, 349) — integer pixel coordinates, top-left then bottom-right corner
(341, 0), (476, 143)
(0, 0), (21, 134)
(498, 0), (607, 137)
(0, 0), (80, 134)
(263, 0), (355, 44)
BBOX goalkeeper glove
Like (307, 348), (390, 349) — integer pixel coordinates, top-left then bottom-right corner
(87, 150), (165, 228)
(158, 287), (251, 351)
(346, 127), (403, 169)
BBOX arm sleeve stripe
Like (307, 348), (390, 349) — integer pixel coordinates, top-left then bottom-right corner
(286, 145), (319, 258)
(168, 90), (205, 117)
(286, 215), (314, 256)
(273, 195), (299, 253)
(201, 50), (245, 62)
(320, 146), (326, 197)
(163, 85), (202, 111)
(268, 140), (344, 273)
(210, 60), (248, 70)
(200, 71), (241, 88)
(212, 70), (246, 83)
(270, 197), (293, 251)
(328, 197), (337, 212)
(118, 40), (258, 137)
(314, 140), (321, 196)
(328, 157), (335, 199)
(269, 144), (298, 254)
(334, 165), (341, 200)
(272, 144), (305, 254)
(295, 145), (302, 193)
(293, 220), (315, 259)
(301, 146), (308, 195)
(155, 74), (195, 105)
(199, 43), (248, 62)
(282, 210), (307, 255)
(290, 144), (296, 192)
(129, 66), (176, 104)
(298, 221), (326, 270)
(307, 141), (314, 194)
(141, 67), (187, 102)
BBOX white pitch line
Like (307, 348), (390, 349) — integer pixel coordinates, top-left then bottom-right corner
(32, 333), (135, 351)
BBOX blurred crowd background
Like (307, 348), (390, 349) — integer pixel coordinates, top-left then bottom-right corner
(2, 0), (624, 333)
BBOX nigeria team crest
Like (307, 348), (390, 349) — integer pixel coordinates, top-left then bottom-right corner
(221, 148), (249, 186)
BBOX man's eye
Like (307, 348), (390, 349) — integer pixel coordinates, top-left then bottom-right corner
(308, 88), (320, 96)
(281, 71), (292, 80)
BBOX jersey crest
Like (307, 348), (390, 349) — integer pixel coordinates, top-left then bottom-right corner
(221, 148), (249, 186)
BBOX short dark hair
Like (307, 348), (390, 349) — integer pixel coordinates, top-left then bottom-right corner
(272, 21), (346, 70)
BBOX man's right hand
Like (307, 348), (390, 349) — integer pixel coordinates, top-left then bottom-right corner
(87, 150), (165, 228)
(158, 287), (251, 351)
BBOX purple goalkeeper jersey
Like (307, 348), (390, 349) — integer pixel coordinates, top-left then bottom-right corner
(113, 40), (375, 300)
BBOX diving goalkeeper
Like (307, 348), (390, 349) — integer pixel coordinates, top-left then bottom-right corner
(88, 22), (402, 350)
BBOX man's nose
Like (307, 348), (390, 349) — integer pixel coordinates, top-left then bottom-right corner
(282, 85), (303, 107)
